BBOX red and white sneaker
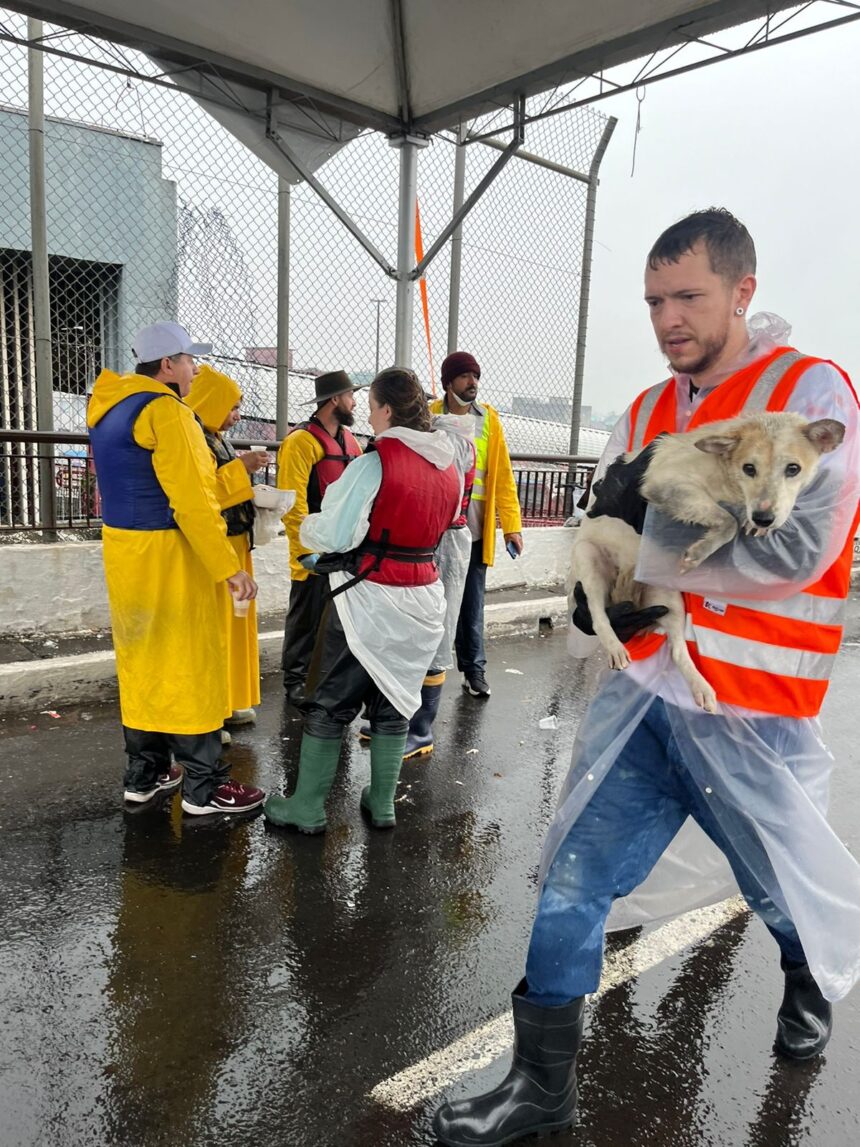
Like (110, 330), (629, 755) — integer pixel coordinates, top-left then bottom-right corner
(181, 779), (266, 816)
(124, 763), (183, 804)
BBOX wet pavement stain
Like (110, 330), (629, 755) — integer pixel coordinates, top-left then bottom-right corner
(1, 622), (859, 1147)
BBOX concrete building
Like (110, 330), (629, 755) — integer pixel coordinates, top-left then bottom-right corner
(0, 105), (177, 435)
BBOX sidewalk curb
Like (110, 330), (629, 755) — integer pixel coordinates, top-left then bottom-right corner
(0, 593), (569, 714)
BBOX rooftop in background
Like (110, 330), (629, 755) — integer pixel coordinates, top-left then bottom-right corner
(225, 357), (610, 458)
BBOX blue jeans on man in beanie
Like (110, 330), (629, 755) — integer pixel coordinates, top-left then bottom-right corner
(525, 696), (806, 1005)
(455, 538), (488, 677)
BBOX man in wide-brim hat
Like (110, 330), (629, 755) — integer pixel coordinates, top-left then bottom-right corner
(301, 369), (367, 406)
(277, 370), (366, 707)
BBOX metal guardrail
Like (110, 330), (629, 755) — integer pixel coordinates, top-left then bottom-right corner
(0, 430), (598, 535)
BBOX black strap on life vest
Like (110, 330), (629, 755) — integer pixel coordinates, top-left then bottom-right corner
(321, 529), (437, 601)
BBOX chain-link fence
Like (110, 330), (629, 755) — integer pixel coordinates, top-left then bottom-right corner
(0, 7), (611, 532)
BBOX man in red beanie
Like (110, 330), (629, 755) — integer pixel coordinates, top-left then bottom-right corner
(431, 351), (523, 697)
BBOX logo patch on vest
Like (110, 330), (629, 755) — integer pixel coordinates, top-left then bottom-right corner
(703, 599), (728, 617)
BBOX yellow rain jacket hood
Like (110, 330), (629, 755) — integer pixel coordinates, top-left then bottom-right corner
(87, 367), (240, 734)
(185, 365), (242, 434)
(87, 368), (177, 427)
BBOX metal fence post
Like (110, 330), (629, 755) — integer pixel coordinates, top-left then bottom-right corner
(446, 124), (467, 355)
(276, 177), (291, 439)
(568, 116), (617, 460)
(27, 17), (56, 528)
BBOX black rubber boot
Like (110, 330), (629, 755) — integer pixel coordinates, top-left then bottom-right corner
(403, 674), (444, 760)
(774, 957), (832, 1060)
(433, 980), (584, 1147)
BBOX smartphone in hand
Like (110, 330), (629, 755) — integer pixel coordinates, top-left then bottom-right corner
(506, 539), (519, 560)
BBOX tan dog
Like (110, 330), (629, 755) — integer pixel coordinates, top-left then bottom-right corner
(571, 412), (845, 712)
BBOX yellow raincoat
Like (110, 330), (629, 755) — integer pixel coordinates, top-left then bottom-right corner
(87, 370), (240, 734)
(186, 365), (261, 713)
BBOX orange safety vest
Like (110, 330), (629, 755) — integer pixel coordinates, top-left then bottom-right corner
(623, 345), (860, 719)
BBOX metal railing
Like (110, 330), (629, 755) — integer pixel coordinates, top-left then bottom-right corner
(0, 430), (598, 536)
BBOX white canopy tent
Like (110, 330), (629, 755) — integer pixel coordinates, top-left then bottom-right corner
(4, 0), (856, 447)
(1, 2), (818, 133)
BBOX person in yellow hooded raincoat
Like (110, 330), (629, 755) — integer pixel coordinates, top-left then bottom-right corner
(186, 364), (268, 726)
(87, 322), (266, 816)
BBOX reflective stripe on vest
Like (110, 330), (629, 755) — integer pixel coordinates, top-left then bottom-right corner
(628, 383), (669, 452)
(623, 346), (859, 718)
(471, 410), (490, 502)
(683, 614), (837, 679)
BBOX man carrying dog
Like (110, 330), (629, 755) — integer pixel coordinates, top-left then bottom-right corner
(433, 209), (860, 1146)
(277, 371), (365, 708)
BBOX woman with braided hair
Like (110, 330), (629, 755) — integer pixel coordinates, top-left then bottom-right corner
(264, 368), (463, 833)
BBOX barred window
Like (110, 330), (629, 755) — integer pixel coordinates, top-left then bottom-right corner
(0, 248), (120, 421)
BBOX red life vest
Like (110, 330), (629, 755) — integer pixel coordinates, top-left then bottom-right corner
(623, 346), (860, 718)
(356, 437), (461, 587)
(292, 417), (362, 511)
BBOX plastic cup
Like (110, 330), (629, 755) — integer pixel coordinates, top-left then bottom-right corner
(538, 716), (559, 731)
(232, 596), (251, 618)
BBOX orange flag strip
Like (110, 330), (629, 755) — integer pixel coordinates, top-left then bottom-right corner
(414, 199), (436, 396)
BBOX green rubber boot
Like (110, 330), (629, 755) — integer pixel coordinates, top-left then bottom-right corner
(360, 732), (408, 828)
(264, 732), (342, 833)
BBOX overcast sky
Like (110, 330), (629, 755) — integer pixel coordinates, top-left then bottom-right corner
(581, 18), (860, 415)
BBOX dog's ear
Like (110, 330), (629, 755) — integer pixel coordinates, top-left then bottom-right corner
(694, 433), (740, 456)
(803, 419), (845, 455)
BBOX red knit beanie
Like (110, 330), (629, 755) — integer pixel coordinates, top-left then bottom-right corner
(441, 351), (481, 388)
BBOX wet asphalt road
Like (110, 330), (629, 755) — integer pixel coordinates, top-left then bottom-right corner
(1, 617), (859, 1147)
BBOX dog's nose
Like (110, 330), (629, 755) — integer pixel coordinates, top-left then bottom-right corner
(752, 511), (775, 527)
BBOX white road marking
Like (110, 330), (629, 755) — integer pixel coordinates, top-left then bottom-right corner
(370, 896), (747, 1112)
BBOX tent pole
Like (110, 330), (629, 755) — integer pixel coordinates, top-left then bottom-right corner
(276, 177), (291, 439)
(446, 123), (467, 355)
(391, 135), (425, 366)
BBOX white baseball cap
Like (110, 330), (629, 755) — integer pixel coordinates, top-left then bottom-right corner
(132, 321), (213, 362)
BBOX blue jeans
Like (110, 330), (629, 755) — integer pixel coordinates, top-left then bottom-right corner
(455, 539), (487, 676)
(525, 697), (806, 1004)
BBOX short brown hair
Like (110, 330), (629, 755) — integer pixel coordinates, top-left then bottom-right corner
(648, 208), (756, 283)
(370, 368), (432, 432)
(135, 353), (183, 378)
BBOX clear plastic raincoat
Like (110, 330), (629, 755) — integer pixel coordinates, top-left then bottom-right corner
(429, 414), (476, 672)
(547, 317), (860, 1002)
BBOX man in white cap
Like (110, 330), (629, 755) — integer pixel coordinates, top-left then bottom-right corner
(87, 322), (266, 815)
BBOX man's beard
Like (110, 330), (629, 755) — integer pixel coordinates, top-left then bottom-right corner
(333, 407), (355, 428)
(666, 327), (729, 377)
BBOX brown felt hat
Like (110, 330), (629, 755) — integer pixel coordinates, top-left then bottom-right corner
(302, 370), (367, 406)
